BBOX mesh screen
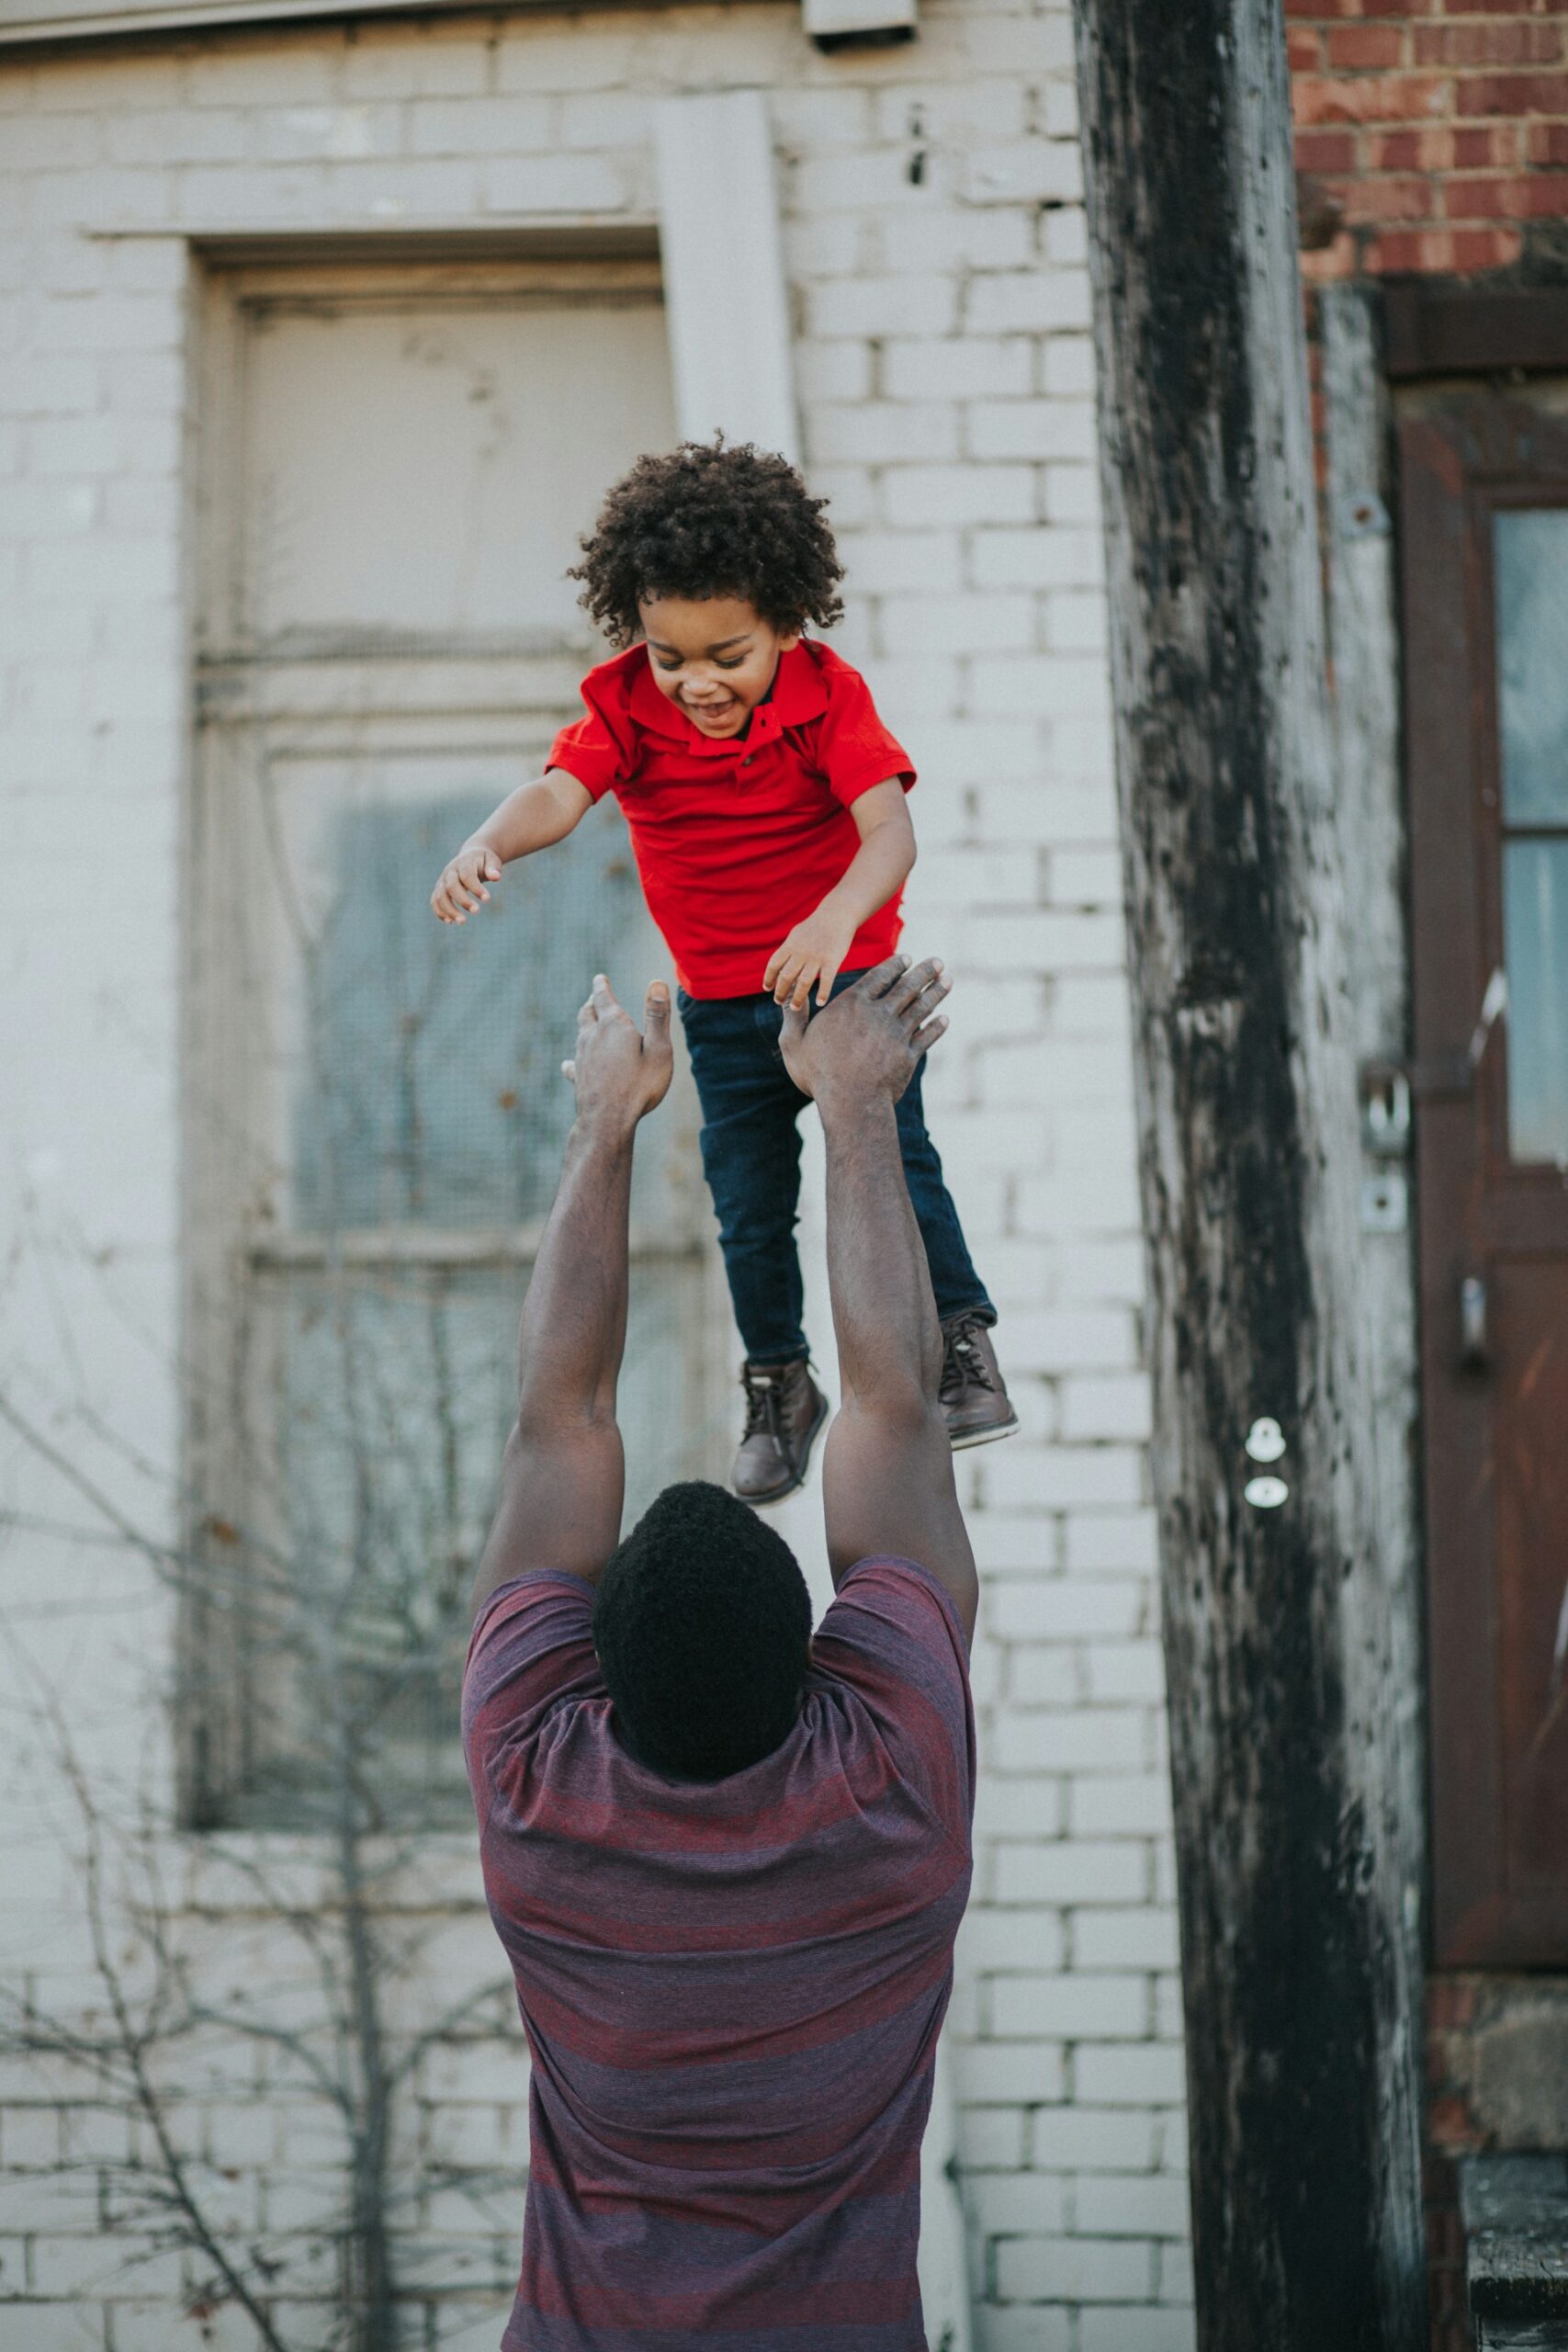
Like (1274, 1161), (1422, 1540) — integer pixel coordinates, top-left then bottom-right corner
(291, 793), (649, 1231)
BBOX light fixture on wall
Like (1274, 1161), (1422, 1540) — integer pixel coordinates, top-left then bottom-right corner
(801, 0), (917, 51)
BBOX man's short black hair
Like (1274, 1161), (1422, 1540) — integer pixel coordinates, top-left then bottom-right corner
(593, 1480), (812, 1781)
(569, 439), (846, 650)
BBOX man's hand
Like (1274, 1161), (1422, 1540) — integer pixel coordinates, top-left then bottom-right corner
(433, 843), (502, 925)
(471, 971), (671, 1611)
(801, 952), (976, 1634)
(779, 955), (950, 1108)
(764, 899), (859, 1012)
(562, 975), (674, 1132)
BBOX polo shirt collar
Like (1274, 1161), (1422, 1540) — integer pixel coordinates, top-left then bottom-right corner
(627, 641), (829, 757)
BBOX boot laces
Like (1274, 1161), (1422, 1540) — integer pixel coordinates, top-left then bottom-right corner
(741, 1364), (790, 1441)
(941, 1316), (997, 1402)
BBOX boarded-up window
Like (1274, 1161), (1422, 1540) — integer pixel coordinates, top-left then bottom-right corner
(186, 259), (714, 1827)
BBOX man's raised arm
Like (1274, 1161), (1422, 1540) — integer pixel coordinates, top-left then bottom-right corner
(779, 958), (978, 1641)
(470, 975), (672, 1619)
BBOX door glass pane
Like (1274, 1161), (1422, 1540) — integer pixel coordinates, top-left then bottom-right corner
(1495, 507), (1568, 1161)
(1504, 838), (1568, 1165)
(1495, 507), (1568, 827)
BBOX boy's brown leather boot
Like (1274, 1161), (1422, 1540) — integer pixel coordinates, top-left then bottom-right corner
(731, 1359), (829, 1506)
(939, 1312), (1019, 1449)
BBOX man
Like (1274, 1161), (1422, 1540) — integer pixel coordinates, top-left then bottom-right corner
(462, 955), (979, 2351)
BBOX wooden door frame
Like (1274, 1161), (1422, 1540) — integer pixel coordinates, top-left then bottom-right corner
(1385, 280), (1568, 382)
(1393, 280), (1568, 1963)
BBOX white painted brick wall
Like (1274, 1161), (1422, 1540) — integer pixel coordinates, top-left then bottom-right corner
(0, 4), (1190, 2346)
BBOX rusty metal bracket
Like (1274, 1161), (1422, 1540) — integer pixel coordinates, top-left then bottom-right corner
(1360, 1054), (1474, 1115)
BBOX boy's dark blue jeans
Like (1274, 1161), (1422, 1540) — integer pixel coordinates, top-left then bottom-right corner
(678, 969), (995, 1366)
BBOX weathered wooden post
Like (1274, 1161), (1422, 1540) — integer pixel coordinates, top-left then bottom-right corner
(1068, 4), (1427, 2346)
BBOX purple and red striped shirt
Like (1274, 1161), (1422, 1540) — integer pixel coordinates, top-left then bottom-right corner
(461, 1555), (976, 2351)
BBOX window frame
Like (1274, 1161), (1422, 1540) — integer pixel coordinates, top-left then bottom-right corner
(179, 252), (724, 1829)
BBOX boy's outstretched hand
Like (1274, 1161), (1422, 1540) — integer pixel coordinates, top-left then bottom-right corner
(433, 844), (502, 925)
(764, 903), (859, 1012)
(561, 975), (675, 1134)
(778, 956), (950, 1110)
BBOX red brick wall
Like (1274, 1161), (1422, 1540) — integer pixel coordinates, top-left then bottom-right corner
(1288, 0), (1568, 284)
(1281, 17), (1568, 2351)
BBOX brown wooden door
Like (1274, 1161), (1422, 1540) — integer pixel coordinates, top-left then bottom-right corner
(1402, 387), (1568, 1965)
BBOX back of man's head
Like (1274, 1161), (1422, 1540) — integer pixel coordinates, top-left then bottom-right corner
(593, 1480), (812, 1781)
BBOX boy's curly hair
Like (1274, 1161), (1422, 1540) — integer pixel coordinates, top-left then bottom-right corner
(570, 439), (845, 650)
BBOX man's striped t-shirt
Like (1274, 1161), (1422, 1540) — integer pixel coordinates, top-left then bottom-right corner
(461, 1554), (976, 2351)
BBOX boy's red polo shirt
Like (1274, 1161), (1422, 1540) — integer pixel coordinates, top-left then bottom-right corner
(547, 639), (915, 1000)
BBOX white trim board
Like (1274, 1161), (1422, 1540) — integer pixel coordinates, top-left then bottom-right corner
(653, 90), (801, 467)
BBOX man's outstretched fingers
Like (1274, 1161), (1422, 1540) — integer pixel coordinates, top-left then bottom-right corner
(890, 956), (944, 1013)
(863, 954), (911, 1000)
(644, 980), (671, 1037)
(900, 970), (951, 1030)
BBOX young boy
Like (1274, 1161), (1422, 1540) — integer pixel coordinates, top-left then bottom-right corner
(432, 439), (1014, 1504)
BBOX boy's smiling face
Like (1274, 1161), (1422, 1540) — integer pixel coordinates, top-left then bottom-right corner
(639, 594), (801, 741)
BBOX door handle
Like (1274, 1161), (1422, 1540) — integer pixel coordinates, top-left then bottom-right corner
(1460, 1273), (1488, 1370)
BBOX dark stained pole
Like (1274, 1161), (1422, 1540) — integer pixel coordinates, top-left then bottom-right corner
(1067, 3), (1427, 2346)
